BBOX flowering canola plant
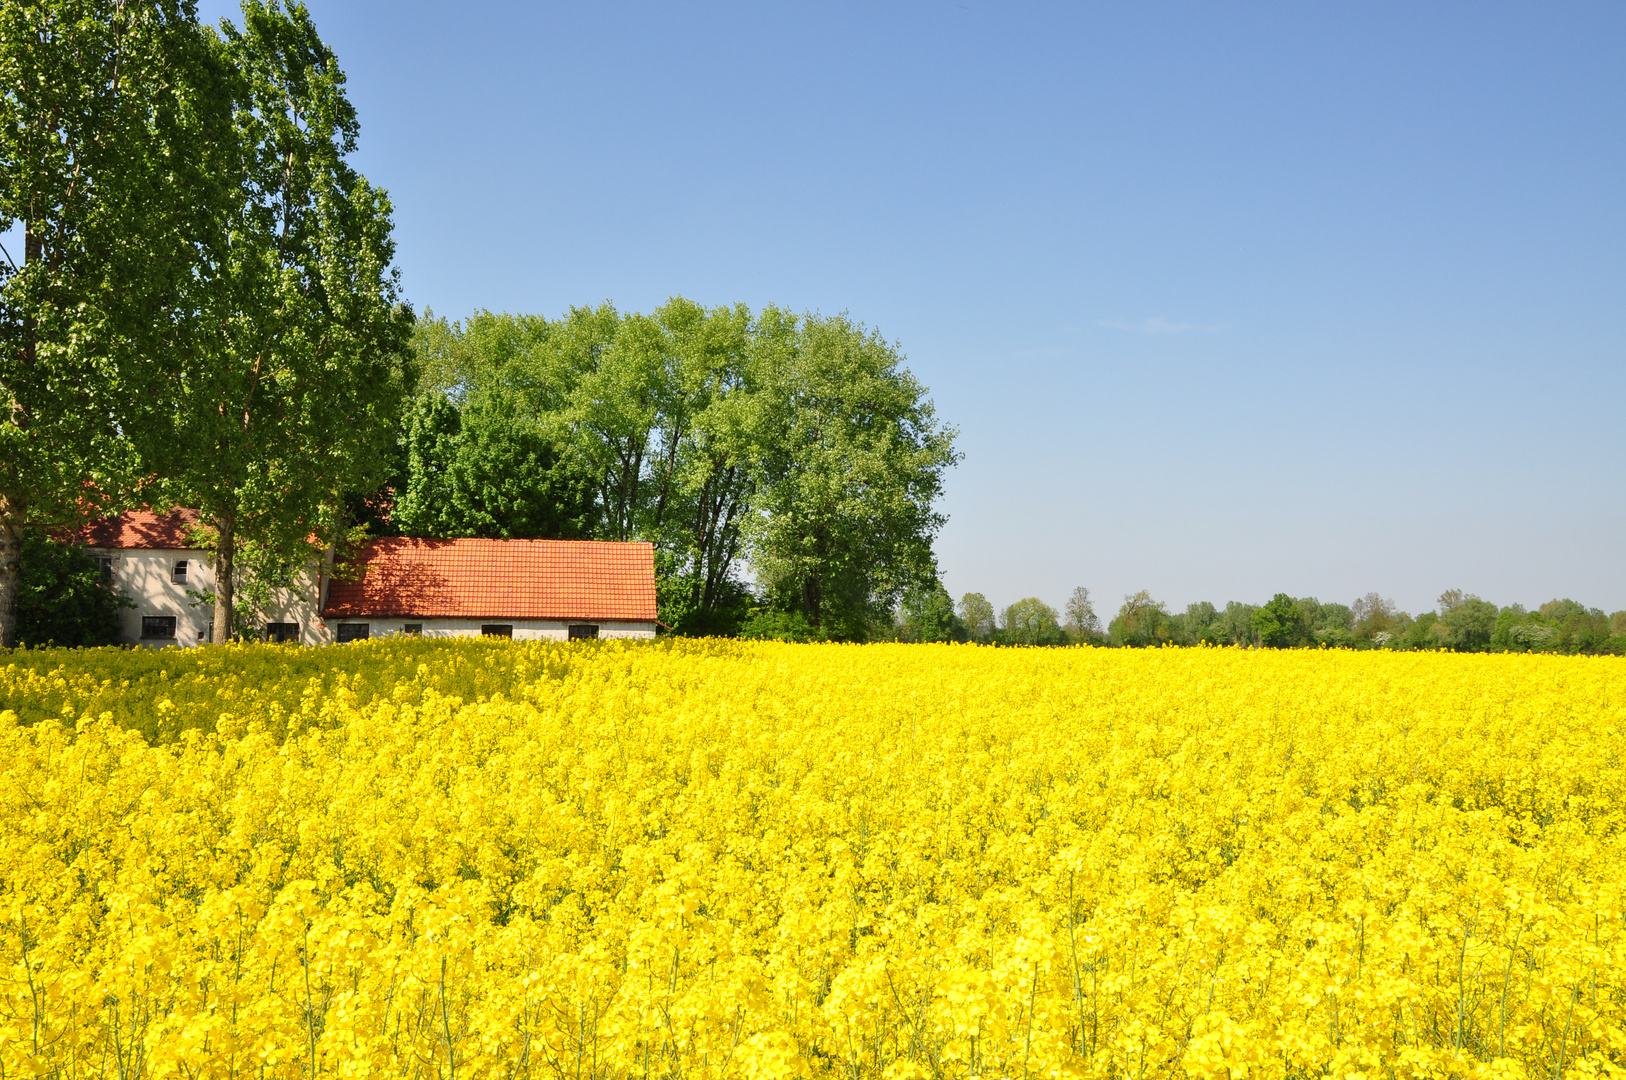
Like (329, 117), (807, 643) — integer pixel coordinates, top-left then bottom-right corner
(0, 639), (1621, 1079)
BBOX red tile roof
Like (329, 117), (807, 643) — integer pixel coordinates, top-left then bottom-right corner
(73, 509), (203, 550)
(322, 537), (657, 622)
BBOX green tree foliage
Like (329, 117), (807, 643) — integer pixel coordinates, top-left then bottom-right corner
(1294, 598), (1354, 647)
(155, 1), (414, 641)
(893, 582), (967, 643)
(1064, 586), (1102, 642)
(607, 300), (757, 629)
(737, 609), (826, 643)
(749, 311), (958, 640)
(394, 303), (955, 641)
(1219, 601), (1258, 646)
(1168, 601), (1226, 645)
(942, 586), (1621, 654)
(656, 552), (752, 637)
(1491, 598), (1620, 655)
(1110, 590), (1173, 647)
(957, 592), (995, 642)
(1251, 593), (1304, 648)
(1396, 611), (1436, 650)
(393, 393), (593, 540)
(1351, 592), (1399, 646)
(397, 301), (763, 634)
(1434, 590), (1498, 651)
(15, 533), (129, 647)
(1000, 597), (1065, 646)
(393, 309), (592, 542)
(0, 0), (229, 645)
(549, 304), (665, 543)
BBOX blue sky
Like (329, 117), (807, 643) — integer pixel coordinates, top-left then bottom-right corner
(195, 0), (1625, 616)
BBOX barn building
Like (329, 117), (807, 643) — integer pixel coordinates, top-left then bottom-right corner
(75, 511), (657, 646)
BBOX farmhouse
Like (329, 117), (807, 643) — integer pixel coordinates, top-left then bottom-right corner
(77, 511), (657, 646)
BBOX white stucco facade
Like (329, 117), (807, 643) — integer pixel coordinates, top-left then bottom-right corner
(89, 546), (328, 648)
(327, 618), (657, 642)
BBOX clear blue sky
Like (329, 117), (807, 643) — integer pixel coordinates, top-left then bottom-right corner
(203, 0), (1626, 616)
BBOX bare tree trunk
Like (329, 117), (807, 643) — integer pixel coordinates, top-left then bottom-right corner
(0, 501), (24, 649)
(212, 512), (235, 643)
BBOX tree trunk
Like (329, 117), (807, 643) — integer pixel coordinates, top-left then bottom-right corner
(212, 512), (235, 643)
(802, 574), (821, 629)
(0, 501), (24, 649)
(0, 223), (44, 650)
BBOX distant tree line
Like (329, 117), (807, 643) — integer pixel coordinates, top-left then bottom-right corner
(881, 585), (1626, 654)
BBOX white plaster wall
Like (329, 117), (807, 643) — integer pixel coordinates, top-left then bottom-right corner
(93, 548), (214, 647)
(91, 547), (325, 647)
(256, 567), (326, 646)
(327, 618), (656, 642)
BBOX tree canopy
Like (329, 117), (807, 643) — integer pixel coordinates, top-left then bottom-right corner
(153, 0), (414, 641)
(0, 0), (231, 644)
(1, 0), (412, 645)
(387, 302), (958, 640)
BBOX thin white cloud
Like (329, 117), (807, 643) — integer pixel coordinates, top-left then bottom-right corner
(1097, 317), (1225, 336)
(1009, 344), (1081, 360)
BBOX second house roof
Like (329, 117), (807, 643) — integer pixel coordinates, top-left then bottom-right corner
(322, 537), (658, 622)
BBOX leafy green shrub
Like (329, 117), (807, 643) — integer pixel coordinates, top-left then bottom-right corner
(17, 534), (131, 648)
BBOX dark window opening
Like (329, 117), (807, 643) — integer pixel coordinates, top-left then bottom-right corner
(171, 560), (188, 585)
(402, 623), (423, 635)
(568, 623), (599, 641)
(481, 624), (513, 638)
(336, 623), (370, 643)
(96, 556), (114, 585)
(265, 622), (299, 644)
(141, 615), (177, 640)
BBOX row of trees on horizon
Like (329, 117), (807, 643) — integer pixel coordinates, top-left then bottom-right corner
(879, 585), (1626, 654)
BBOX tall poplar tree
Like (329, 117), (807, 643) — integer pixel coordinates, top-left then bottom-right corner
(156, 0), (412, 640)
(0, 0), (228, 646)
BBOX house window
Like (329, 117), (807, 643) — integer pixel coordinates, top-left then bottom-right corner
(480, 624), (513, 638)
(141, 615), (177, 640)
(402, 623), (423, 635)
(96, 556), (114, 585)
(171, 560), (188, 585)
(568, 623), (599, 641)
(265, 622), (298, 644)
(336, 623), (370, 643)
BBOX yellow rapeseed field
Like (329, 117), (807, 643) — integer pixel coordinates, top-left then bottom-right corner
(0, 639), (1621, 1079)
